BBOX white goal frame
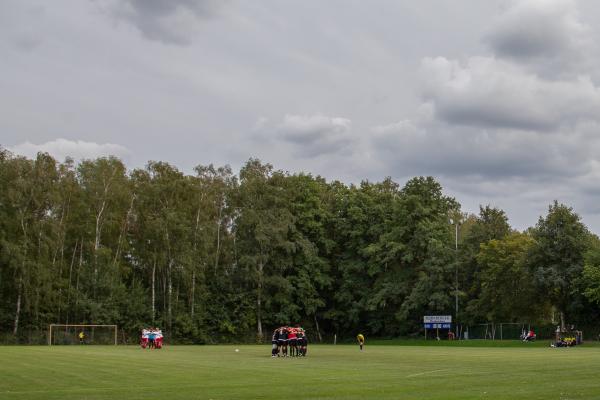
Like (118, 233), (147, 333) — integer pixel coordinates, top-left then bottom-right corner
(48, 324), (118, 345)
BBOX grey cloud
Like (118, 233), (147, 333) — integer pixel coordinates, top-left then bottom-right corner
(0, 2), (46, 51)
(253, 114), (355, 159)
(420, 56), (600, 131)
(278, 114), (353, 158)
(404, 0), (600, 230)
(108, 0), (223, 45)
(485, 0), (587, 60)
(369, 118), (595, 181)
(11, 32), (43, 51)
(6, 0), (600, 232)
(484, 0), (594, 78)
(440, 175), (583, 231)
(278, 114), (354, 158)
(367, 117), (600, 230)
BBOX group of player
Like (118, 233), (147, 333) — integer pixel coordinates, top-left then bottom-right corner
(271, 326), (308, 357)
(141, 327), (164, 349)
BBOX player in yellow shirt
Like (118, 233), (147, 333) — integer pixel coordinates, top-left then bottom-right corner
(357, 333), (365, 351)
(78, 331), (85, 344)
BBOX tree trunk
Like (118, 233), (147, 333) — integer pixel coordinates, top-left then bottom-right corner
(16, 214), (27, 337)
(56, 242), (65, 323)
(51, 215), (64, 267)
(232, 234), (237, 274)
(66, 240), (78, 325)
(560, 311), (566, 332)
(94, 209), (103, 278)
(214, 202), (222, 273)
(168, 259), (173, 332)
(257, 261), (263, 341)
(162, 272), (167, 323)
(152, 259), (156, 323)
(191, 270), (195, 318)
(314, 314), (323, 343)
(34, 287), (40, 325)
(94, 194), (107, 298)
(57, 193), (72, 324)
(113, 193), (135, 268)
(192, 205), (201, 318)
(75, 238), (83, 314)
(13, 278), (22, 336)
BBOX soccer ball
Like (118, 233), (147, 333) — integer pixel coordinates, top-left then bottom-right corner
(235, 348), (239, 352)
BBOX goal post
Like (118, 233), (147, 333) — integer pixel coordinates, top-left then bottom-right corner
(48, 324), (118, 345)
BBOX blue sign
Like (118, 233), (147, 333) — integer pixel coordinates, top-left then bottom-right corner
(424, 323), (451, 329)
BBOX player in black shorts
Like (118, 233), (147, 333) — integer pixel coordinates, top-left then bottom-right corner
(288, 327), (298, 357)
(297, 328), (307, 356)
(271, 328), (280, 357)
(278, 327), (288, 357)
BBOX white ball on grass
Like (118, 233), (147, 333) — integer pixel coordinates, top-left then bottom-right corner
(235, 348), (239, 352)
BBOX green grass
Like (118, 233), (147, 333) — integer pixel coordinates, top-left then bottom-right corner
(367, 338), (571, 347)
(1, 343), (600, 399)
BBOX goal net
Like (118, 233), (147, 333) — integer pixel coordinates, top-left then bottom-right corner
(48, 324), (118, 345)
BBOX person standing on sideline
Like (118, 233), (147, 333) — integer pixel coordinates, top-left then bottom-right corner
(357, 333), (365, 351)
(78, 331), (85, 344)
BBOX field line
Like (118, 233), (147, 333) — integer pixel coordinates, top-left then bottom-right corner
(405, 369), (449, 378)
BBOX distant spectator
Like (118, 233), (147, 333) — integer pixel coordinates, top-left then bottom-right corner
(523, 329), (536, 342)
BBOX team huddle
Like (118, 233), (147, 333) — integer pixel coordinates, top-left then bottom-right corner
(271, 326), (308, 357)
(141, 327), (164, 349)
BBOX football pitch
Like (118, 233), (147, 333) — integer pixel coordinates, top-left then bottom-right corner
(1, 342), (600, 400)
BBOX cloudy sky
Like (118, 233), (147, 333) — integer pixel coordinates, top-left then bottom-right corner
(3, 0), (600, 232)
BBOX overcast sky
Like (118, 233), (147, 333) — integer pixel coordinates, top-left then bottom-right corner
(3, 0), (600, 232)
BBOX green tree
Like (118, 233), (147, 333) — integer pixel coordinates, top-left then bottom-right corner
(328, 179), (395, 335)
(394, 177), (458, 332)
(461, 206), (512, 323)
(470, 232), (542, 322)
(528, 201), (591, 329)
(235, 159), (295, 340)
(281, 173), (333, 340)
(582, 238), (600, 306)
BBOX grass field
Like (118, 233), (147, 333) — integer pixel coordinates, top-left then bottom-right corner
(1, 342), (600, 399)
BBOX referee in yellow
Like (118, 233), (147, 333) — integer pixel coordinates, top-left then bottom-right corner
(356, 333), (365, 351)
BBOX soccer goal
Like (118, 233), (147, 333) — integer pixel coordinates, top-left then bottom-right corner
(48, 324), (118, 345)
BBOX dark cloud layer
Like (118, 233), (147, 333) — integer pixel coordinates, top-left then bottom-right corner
(367, 0), (600, 227)
(484, 0), (593, 78)
(111, 0), (222, 44)
(253, 114), (355, 159)
(420, 56), (600, 131)
(371, 121), (594, 180)
(486, 0), (586, 59)
(4, 0), (600, 231)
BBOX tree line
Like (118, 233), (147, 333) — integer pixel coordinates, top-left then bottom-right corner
(2, 148), (600, 343)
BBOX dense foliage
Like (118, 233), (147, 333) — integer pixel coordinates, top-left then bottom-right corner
(1, 149), (599, 343)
